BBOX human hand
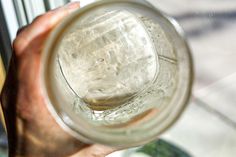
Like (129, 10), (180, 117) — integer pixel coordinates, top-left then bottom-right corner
(0, 2), (115, 157)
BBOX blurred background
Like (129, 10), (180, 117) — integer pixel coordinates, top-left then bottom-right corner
(0, 0), (236, 157)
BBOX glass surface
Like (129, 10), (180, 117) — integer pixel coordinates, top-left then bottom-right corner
(56, 8), (177, 125)
(42, 0), (192, 147)
(58, 10), (159, 111)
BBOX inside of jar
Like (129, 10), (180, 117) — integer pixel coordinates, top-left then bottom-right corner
(52, 7), (178, 126)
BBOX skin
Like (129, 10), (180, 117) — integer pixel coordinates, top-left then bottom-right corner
(0, 2), (115, 157)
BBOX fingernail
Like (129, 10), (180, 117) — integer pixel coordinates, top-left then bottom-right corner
(66, 2), (80, 9)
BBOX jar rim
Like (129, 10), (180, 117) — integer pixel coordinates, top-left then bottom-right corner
(41, 0), (194, 148)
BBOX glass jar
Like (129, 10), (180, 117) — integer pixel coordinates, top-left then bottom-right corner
(41, 0), (193, 148)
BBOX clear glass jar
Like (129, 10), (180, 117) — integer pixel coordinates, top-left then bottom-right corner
(41, 0), (193, 148)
